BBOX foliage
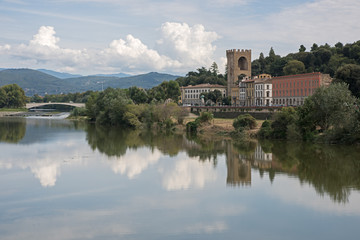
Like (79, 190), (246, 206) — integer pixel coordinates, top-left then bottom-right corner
(29, 91), (94, 103)
(127, 86), (148, 104)
(283, 60), (306, 75)
(146, 80), (181, 103)
(233, 114), (257, 130)
(258, 120), (273, 139)
(251, 41), (360, 84)
(70, 107), (87, 117)
(0, 84), (26, 108)
(271, 107), (297, 139)
(334, 64), (360, 98)
(176, 64), (226, 87)
(197, 112), (214, 123)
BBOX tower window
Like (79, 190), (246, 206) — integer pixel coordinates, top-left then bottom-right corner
(238, 57), (248, 70)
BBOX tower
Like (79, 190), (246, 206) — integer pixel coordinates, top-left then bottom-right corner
(226, 49), (251, 105)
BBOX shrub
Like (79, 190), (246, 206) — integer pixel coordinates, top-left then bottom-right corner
(233, 114), (257, 130)
(70, 107), (87, 117)
(122, 112), (141, 129)
(197, 112), (214, 123)
(186, 121), (199, 133)
(258, 120), (273, 139)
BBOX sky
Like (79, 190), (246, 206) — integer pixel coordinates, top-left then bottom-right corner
(0, 0), (359, 75)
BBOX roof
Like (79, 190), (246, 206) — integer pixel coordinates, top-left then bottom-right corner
(181, 83), (226, 89)
(271, 72), (322, 81)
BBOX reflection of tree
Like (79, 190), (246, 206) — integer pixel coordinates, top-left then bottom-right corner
(296, 144), (360, 203)
(261, 141), (360, 204)
(0, 118), (26, 143)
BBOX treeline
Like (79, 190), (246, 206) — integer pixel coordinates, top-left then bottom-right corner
(175, 63), (227, 87)
(252, 41), (360, 77)
(84, 87), (187, 129)
(258, 82), (360, 144)
(0, 84), (26, 108)
(29, 80), (182, 104)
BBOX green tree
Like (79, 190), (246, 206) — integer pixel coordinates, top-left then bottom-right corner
(233, 114), (257, 130)
(335, 64), (360, 98)
(283, 60), (306, 75)
(128, 86), (148, 104)
(271, 107), (297, 139)
(299, 45), (306, 52)
(0, 84), (26, 108)
(301, 82), (358, 133)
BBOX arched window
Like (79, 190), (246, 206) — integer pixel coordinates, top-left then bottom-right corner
(238, 57), (248, 70)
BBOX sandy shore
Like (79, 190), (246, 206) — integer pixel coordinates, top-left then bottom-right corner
(0, 112), (23, 117)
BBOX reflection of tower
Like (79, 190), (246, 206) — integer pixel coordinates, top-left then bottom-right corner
(226, 143), (251, 186)
(226, 49), (252, 105)
(253, 144), (272, 169)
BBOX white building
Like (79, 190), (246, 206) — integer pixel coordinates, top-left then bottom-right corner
(180, 83), (227, 106)
(254, 78), (272, 106)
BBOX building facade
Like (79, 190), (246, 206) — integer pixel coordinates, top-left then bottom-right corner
(272, 72), (332, 106)
(226, 49), (252, 105)
(180, 83), (227, 106)
(254, 78), (272, 106)
(244, 79), (255, 107)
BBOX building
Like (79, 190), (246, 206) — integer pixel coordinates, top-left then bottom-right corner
(180, 83), (227, 106)
(272, 72), (332, 106)
(239, 80), (246, 106)
(244, 79), (255, 107)
(226, 49), (252, 105)
(254, 77), (272, 106)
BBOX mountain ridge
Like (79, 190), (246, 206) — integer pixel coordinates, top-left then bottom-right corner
(0, 68), (181, 96)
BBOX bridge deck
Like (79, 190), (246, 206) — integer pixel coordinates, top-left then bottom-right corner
(26, 102), (85, 109)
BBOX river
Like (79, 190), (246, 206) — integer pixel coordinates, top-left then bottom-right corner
(0, 117), (360, 240)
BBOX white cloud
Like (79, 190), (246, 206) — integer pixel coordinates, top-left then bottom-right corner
(185, 221), (228, 234)
(0, 22), (219, 74)
(162, 156), (218, 191)
(158, 22), (220, 68)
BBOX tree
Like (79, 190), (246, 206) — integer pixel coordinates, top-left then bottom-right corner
(335, 64), (360, 98)
(128, 86), (148, 104)
(233, 114), (257, 130)
(299, 45), (306, 52)
(302, 82), (357, 132)
(210, 62), (219, 76)
(0, 84), (26, 108)
(271, 107), (297, 139)
(283, 60), (306, 75)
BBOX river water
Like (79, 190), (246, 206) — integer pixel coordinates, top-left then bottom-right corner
(0, 117), (360, 240)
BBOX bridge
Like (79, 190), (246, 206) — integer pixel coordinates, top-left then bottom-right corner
(26, 102), (85, 110)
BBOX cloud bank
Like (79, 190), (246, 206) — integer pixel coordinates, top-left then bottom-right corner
(0, 22), (219, 74)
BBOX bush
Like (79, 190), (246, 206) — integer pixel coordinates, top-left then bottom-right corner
(186, 121), (199, 133)
(233, 114), (257, 130)
(197, 112), (214, 123)
(70, 107), (87, 117)
(258, 120), (273, 139)
(122, 112), (141, 129)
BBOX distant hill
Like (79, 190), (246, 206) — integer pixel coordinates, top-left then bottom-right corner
(37, 69), (83, 79)
(93, 73), (131, 78)
(0, 68), (181, 96)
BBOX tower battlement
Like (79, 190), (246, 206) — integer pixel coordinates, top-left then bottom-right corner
(226, 49), (251, 54)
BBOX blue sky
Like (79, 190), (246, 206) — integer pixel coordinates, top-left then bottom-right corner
(0, 0), (359, 75)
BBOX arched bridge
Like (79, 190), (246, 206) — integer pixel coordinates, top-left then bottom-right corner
(26, 102), (85, 110)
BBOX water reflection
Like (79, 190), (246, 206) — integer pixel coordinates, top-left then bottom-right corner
(0, 117), (26, 143)
(1, 118), (360, 204)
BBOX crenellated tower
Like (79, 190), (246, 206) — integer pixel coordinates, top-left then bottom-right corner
(226, 49), (251, 105)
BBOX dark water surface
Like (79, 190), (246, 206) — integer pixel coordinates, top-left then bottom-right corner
(1, 117), (360, 240)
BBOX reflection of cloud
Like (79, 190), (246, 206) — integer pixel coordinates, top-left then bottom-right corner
(185, 221), (228, 234)
(0, 137), (91, 187)
(31, 163), (60, 187)
(110, 148), (162, 179)
(162, 155), (217, 190)
(260, 174), (360, 216)
(0, 209), (134, 240)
